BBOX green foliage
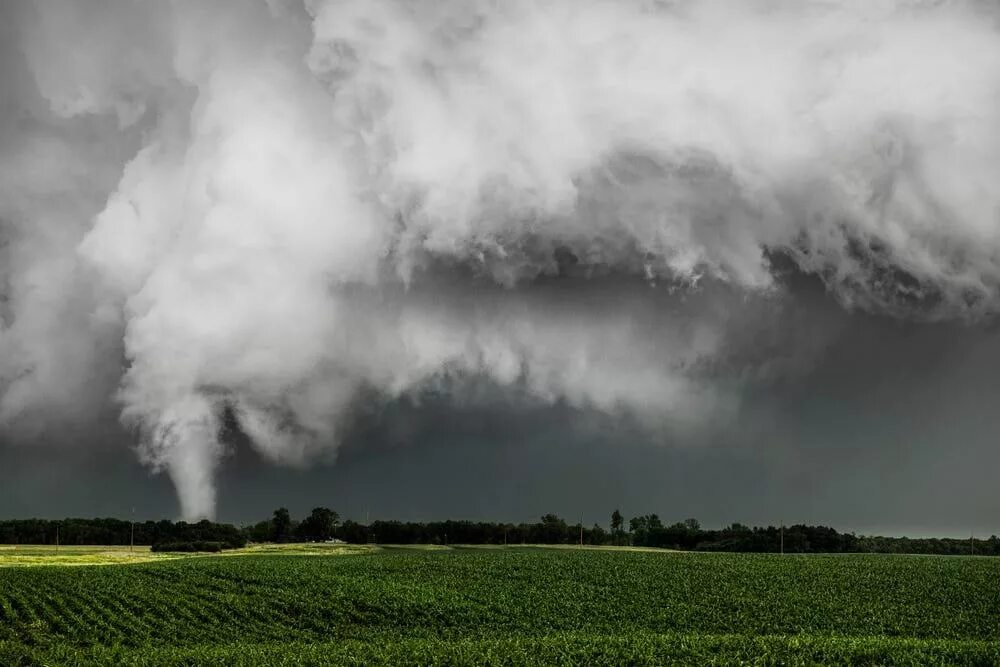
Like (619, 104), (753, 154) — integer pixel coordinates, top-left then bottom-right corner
(150, 541), (226, 553)
(271, 508), (293, 543)
(610, 509), (625, 546)
(296, 507), (339, 542)
(3, 512), (996, 556)
(0, 549), (997, 664)
(5, 634), (1000, 666)
(0, 518), (247, 549)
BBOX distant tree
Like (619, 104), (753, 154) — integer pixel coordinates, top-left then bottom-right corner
(272, 508), (292, 543)
(7, 513), (994, 556)
(539, 514), (569, 543)
(244, 520), (271, 543)
(587, 523), (609, 545)
(611, 509), (625, 546)
(299, 507), (340, 541)
(629, 514), (664, 547)
(337, 520), (367, 544)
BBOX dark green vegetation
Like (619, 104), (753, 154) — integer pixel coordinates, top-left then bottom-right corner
(0, 517), (246, 550)
(1, 548), (999, 665)
(6, 509), (1000, 556)
(342, 515), (1000, 555)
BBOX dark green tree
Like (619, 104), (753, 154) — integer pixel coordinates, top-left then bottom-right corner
(246, 520), (272, 543)
(588, 523), (609, 545)
(611, 509), (625, 546)
(272, 507), (292, 543)
(539, 514), (569, 543)
(299, 507), (339, 541)
(629, 514), (664, 546)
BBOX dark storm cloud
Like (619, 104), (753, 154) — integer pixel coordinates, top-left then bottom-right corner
(2, 0), (1000, 527)
(208, 281), (1000, 537)
(7, 273), (997, 537)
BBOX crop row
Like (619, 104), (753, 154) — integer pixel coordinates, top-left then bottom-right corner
(4, 633), (1000, 666)
(0, 550), (998, 653)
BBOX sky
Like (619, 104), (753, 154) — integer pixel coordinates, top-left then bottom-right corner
(2, 0), (1000, 537)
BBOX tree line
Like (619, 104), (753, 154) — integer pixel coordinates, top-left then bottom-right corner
(337, 513), (1000, 556)
(0, 517), (246, 549)
(1, 509), (998, 556)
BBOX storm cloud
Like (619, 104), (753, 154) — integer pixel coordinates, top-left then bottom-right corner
(2, 0), (1000, 521)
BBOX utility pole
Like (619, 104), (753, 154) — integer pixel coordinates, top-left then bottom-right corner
(780, 523), (784, 555)
(55, 523), (59, 551)
(130, 507), (135, 554)
(971, 533), (975, 556)
(503, 527), (508, 547)
(579, 514), (584, 547)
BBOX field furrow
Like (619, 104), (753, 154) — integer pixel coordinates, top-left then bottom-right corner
(0, 548), (997, 664)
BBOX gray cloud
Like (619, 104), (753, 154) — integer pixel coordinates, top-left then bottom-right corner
(2, 0), (1000, 520)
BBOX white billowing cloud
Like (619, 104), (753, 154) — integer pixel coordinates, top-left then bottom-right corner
(1, 0), (999, 517)
(311, 0), (1000, 307)
(0, 2), (136, 434)
(80, 24), (387, 517)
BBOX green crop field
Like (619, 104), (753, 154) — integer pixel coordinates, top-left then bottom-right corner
(1, 547), (998, 665)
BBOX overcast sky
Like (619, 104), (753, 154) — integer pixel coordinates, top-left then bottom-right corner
(4, 273), (999, 537)
(2, 0), (1000, 537)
